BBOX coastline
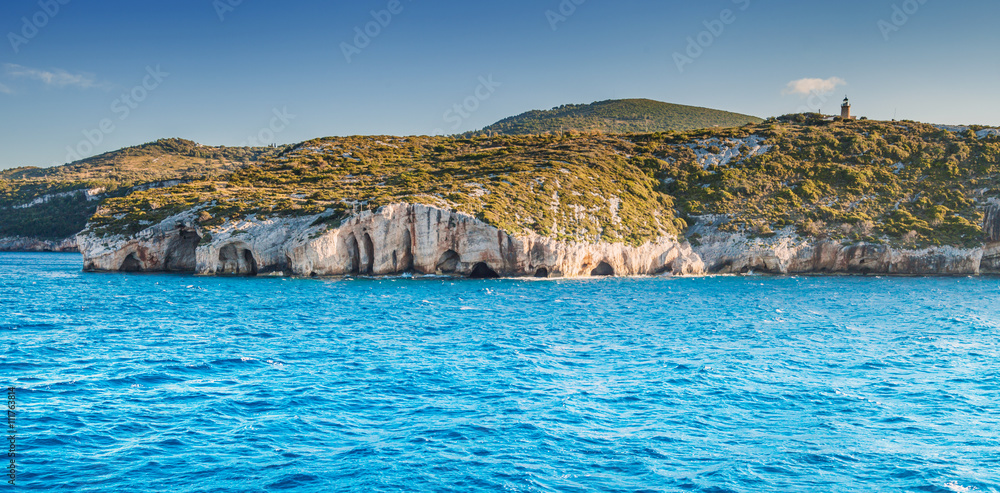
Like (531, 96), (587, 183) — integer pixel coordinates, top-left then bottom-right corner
(72, 203), (1000, 279)
(0, 237), (78, 253)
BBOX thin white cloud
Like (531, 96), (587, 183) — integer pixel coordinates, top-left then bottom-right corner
(782, 77), (846, 96)
(3, 63), (102, 89)
(0, 82), (11, 95)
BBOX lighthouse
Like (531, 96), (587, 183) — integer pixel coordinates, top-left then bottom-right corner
(841, 96), (852, 119)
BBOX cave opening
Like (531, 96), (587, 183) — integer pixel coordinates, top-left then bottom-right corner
(397, 228), (414, 273)
(534, 267), (549, 278)
(590, 261), (615, 277)
(345, 234), (361, 275)
(120, 253), (142, 272)
(164, 228), (201, 272)
(436, 250), (460, 274)
(242, 249), (258, 276)
(218, 244), (258, 276)
(469, 262), (500, 279)
(362, 232), (375, 275)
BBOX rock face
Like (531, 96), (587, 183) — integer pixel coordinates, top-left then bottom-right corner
(981, 242), (1000, 275)
(694, 234), (984, 275)
(690, 215), (990, 276)
(0, 236), (78, 252)
(78, 214), (203, 273)
(78, 204), (704, 277)
(75, 203), (1000, 278)
(985, 202), (1000, 243)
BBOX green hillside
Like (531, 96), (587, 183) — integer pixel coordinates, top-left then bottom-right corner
(86, 117), (1000, 250)
(0, 139), (287, 239)
(479, 99), (763, 135)
(4, 113), (1000, 252)
(88, 135), (683, 246)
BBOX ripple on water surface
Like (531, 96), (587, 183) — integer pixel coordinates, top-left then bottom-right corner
(2, 253), (1000, 492)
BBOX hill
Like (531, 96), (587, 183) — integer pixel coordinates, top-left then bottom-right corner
(4, 114), (1000, 262)
(0, 139), (288, 239)
(478, 99), (763, 135)
(85, 117), (1000, 252)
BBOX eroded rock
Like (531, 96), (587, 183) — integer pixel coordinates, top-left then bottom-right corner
(79, 204), (703, 278)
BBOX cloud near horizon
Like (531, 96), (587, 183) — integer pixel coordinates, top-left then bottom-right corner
(0, 82), (11, 95)
(782, 77), (847, 96)
(3, 64), (103, 89)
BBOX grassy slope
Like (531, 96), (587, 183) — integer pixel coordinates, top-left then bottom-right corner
(657, 116), (999, 248)
(480, 99), (763, 135)
(0, 139), (288, 239)
(88, 135), (683, 246)
(6, 117), (999, 249)
(87, 119), (1000, 249)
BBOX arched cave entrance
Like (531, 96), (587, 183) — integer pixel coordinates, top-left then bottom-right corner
(436, 250), (460, 274)
(653, 262), (674, 276)
(218, 244), (258, 276)
(120, 253), (142, 272)
(243, 249), (258, 276)
(395, 228), (414, 273)
(345, 234), (361, 275)
(362, 233), (375, 275)
(469, 262), (500, 279)
(590, 261), (615, 277)
(534, 267), (549, 278)
(164, 228), (201, 272)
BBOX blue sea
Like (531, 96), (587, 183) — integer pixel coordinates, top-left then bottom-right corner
(3, 252), (999, 492)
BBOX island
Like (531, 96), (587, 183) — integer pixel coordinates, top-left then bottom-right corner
(2, 101), (998, 277)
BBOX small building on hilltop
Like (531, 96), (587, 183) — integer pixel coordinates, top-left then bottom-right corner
(841, 96), (857, 120)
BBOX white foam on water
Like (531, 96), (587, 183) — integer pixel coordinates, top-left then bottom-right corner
(944, 482), (976, 493)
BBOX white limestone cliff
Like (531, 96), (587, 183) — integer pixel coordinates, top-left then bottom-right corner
(77, 204), (703, 277)
(0, 236), (78, 252)
(75, 202), (1000, 278)
(689, 206), (1000, 276)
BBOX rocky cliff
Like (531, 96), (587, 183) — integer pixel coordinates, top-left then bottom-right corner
(78, 204), (704, 278)
(61, 121), (1000, 277)
(77, 202), (1000, 278)
(692, 229), (988, 276)
(0, 236), (78, 252)
(985, 201), (1000, 243)
(689, 206), (1000, 276)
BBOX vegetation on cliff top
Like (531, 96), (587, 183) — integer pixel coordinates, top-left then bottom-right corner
(0, 139), (288, 239)
(87, 134), (684, 246)
(656, 116), (999, 247)
(479, 99), (763, 135)
(4, 115), (999, 249)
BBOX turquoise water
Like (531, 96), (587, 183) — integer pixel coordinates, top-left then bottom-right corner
(2, 252), (999, 492)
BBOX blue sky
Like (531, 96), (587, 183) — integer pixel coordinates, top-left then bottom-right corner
(1, 0), (998, 169)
